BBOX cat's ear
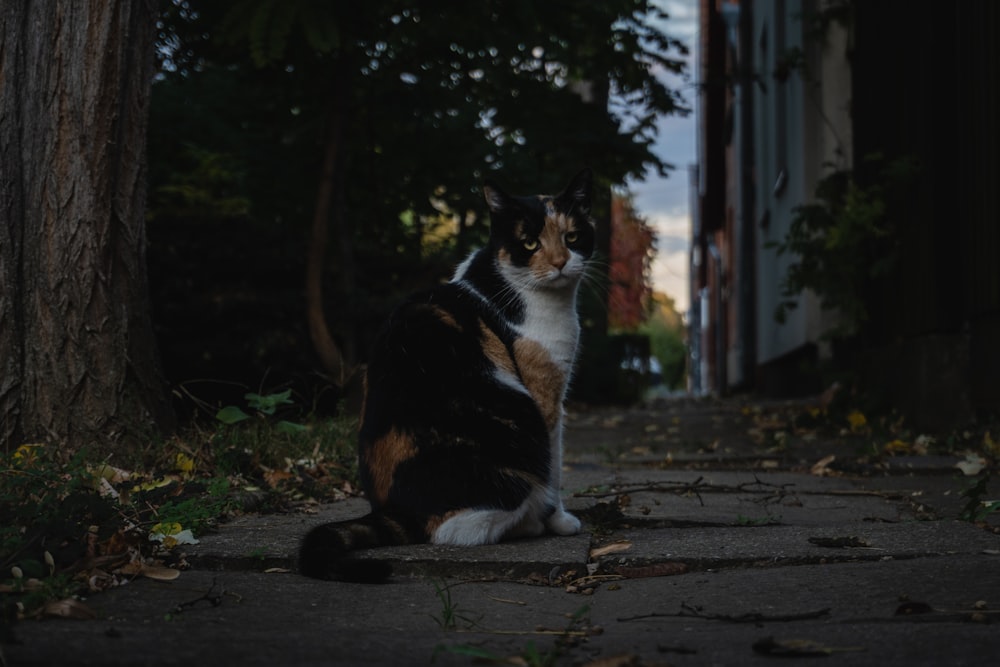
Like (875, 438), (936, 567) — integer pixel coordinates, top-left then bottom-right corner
(559, 168), (593, 217)
(482, 180), (510, 214)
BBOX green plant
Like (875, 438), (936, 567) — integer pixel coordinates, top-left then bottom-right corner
(1, 447), (110, 576)
(198, 381), (360, 494)
(246, 547), (267, 560)
(216, 389), (307, 435)
(429, 579), (480, 631)
(767, 155), (917, 338)
(959, 474), (1000, 523)
(155, 486), (230, 536)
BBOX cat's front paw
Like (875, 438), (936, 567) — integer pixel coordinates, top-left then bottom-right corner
(547, 508), (582, 536)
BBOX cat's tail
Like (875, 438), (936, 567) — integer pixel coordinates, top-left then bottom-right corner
(298, 511), (423, 582)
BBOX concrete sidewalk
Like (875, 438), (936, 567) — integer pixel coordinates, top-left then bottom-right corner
(5, 398), (1000, 666)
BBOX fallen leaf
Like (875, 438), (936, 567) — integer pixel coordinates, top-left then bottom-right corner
(90, 463), (132, 485)
(981, 430), (999, 456)
(0, 578), (43, 593)
(818, 382), (841, 408)
(174, 452), (196, 474)
(132, 477), (176, 492)
(42, 598), (97, 620)
(846, 410), (868, 432)
(753, 637), (864, 656)
(149, 524), (198, 547)
(895, 601), (934, 615)
(956, 454), (986, 476)
(264, 469), (295, 488)
(590, 542), (632, 559)
(884, 439), (911, 454)
(810, 455), (836, 476)
(913, 434), (934, 454)
(140, 564), (181, 581)
(88, 569), (122, 592)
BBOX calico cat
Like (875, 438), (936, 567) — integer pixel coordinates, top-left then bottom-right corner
(299, 169), (595, 581)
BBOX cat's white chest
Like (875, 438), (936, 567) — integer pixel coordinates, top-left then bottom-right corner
(515, 289), (580, 378)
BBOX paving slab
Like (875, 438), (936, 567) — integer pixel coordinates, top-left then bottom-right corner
(597, 520), (1000, 571)
(7, 555), (1000, 666)
(5, 399), (1000, 666)
(189, 499), (594, 579)
(566, 468), (940, 525)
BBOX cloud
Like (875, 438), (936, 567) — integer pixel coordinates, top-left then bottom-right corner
(647, 212), (690, 314)
(627, 0), (698, 315)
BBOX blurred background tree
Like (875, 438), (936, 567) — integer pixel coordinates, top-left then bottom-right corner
(148, 0), (689, 411)
(609, 194), (655, 332)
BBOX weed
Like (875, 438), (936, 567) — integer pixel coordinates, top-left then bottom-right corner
(215, 389), (307, 435)
(959, 474), (1000, 523)
(1, 446), (127, 619)
(155, 488), (229, 536)
(432, 604), (592, 666)
(207, 410), (359, 492)
(246, 547), (267, 560)
(429, 579), (480, 630)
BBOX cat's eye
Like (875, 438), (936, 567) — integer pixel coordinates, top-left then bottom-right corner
(564, 231), (579, 244)
(522, 238), (539, 251)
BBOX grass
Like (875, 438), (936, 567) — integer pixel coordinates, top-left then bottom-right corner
(959, 474), (1000, 524)
(429, 579), (481, 631)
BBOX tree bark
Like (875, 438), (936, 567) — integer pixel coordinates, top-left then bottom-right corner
(0, 1), (174, 454)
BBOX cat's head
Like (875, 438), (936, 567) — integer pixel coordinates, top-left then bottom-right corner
(482, 169), (596, 290)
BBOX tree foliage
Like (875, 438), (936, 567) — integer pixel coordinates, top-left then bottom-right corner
(148, 0), (689, 391)
(609, 194), (656, 331)
(641, 292), (687, 390)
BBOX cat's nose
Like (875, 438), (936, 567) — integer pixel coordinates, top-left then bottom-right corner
(551, 254), (568, 270)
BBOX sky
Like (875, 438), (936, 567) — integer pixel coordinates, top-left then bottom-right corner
(627, 0), (699, 316)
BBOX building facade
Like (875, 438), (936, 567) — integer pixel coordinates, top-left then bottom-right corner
(691, 0), (1000, 425)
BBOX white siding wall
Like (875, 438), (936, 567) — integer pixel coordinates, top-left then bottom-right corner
(753, 0), (851, 365)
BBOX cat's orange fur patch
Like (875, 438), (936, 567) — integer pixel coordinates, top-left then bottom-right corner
(428, 305), (461, 330)
(425, 509), (462, 537)
(499, 466), (545, 488)
(512, 338), (564, 429)
(480, 320), (517, 377)
(529, 213), (572, 276)
(364, 427), (417, 505)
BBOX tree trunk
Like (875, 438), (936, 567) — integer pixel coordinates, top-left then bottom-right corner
(305, 62), (353, 386)
(0, 1), (174, 454)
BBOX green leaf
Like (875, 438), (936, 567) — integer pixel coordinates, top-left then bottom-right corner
(245, 389), (293, 415)
(216, 406), (252, 424)
(275, 420), (308, 435)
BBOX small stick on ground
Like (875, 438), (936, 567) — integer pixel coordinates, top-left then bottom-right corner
(619, 602), (831, 624)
